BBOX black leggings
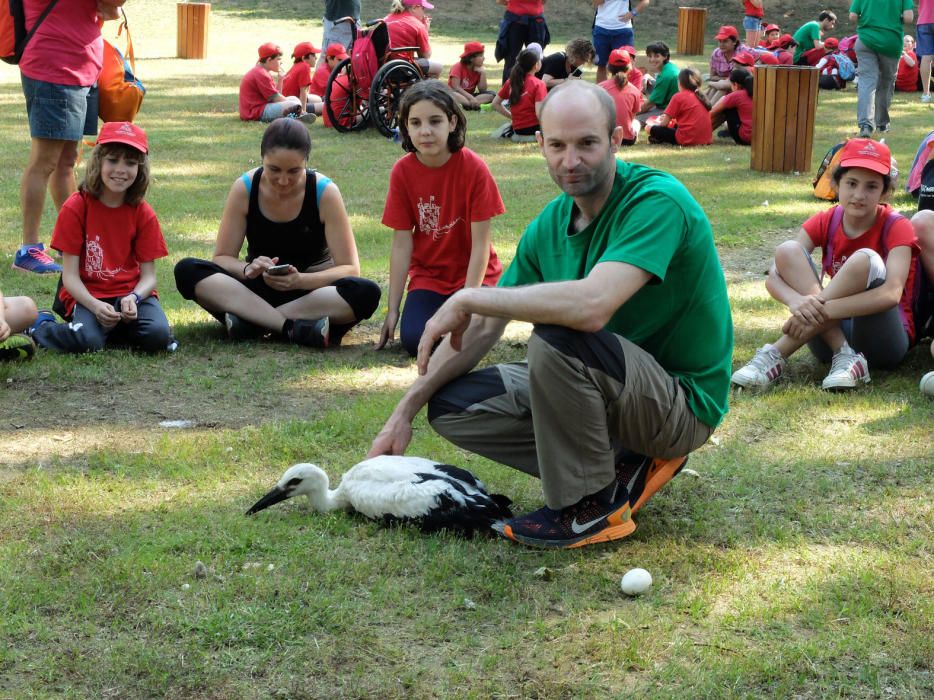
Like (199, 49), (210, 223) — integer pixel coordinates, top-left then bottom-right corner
(174, 257), (381, 344)
(648, 125), (678, 144)
(723, 107), (750, 145)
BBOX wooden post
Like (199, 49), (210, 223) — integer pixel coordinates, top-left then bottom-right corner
(177, 2), (210, 59)
(751, 65), (819, 173)
(677, 7), (707, 56)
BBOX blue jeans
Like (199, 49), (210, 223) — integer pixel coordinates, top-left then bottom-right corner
(400, 288), (450, 357)
(33, 297), (172, 354)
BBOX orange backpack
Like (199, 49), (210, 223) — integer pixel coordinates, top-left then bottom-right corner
(98, 10), (145, 122)
(812, 141), (846, 201)
(1, 0), (60, 64)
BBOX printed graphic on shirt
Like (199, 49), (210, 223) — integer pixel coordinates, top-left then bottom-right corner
(85, 234), (121, 280)
(417, 195), (463, 241)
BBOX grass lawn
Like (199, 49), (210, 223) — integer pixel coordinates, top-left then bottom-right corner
(0, 2), (932, 698)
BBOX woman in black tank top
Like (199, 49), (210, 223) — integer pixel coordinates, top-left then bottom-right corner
(174, 119), (380, 346)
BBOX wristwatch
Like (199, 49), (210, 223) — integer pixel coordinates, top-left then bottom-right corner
(631, 9), (638, 17)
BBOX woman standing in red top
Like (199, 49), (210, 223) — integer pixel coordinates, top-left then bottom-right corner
(742, 0), (765, 47)
(648, 68), (713, 146)
(495, 0), (549, 83)
(384, 0), (442, 78)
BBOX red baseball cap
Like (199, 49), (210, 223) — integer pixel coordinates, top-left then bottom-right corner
(731, 51), (755, 66)
(778, 34), (796, 48)
(460, 41), (484, 59)
(607, 48), (631, 68)
(292, 41), (320, 58)
(97, 121), (148, 154)
(326, 43), (349, 60)
(715, 25), (739, 41)
(823, 37), (839, 50)
(757, 52), (779, 65)
(258, 42), (281, 60)
(403, 0), (434, 8)
(839, 138), (892, 176)
(621, 44), (637, 58)
(764, 24), (780, 33)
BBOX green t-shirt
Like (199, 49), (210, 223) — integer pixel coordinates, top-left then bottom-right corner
(850, 0), (913, 57)
(648, 60), (679, 109)
(498, 160), (733, 428)
(792, 21), (821, 63)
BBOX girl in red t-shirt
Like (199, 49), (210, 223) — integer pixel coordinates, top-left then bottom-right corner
(30, 122), (174, 354)
(378, 81), (505, 356)
(731, 138), (925, 391)
(598, 49), (643, 146)
(895, 34), (920, 92)
(448, 41), (495, 110)
(492, 48), (546, 142)
(647, 68), (713, 146)
(710, 68), (753, 145)
(281, 41), (324, 116)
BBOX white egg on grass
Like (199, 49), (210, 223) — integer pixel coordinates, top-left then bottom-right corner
(920, 371), (934, 397)
(620, 567), (653, 596)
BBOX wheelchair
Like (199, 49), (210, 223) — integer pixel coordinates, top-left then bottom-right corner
(324, 18), (426, 138)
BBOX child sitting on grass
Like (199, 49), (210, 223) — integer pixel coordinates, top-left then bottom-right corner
(598, 49), (643, 146)
(647, 67), (713, 147)
(29, 122), (174, 354)
(0, 290), (39, 361)
(732, 139), (926, 391)
(448, 41), (495, 110)
(710, 68), (754, 145)
(281, 41), (324, 116)
(491, 49), (546, 143)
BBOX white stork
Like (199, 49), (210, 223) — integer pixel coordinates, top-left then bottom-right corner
(245, 455), (513, 536)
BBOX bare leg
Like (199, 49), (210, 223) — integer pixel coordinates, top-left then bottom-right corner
(3, 297), (39, 333)
(276, 286), (355, 324)
(192, 274), (289, 332)
(922, 54), (933, 97)
(48, 141), (79, 210)
(21, 138), (72, 246)
(912, 210), (934, 282)
(596, 66), (608, 84)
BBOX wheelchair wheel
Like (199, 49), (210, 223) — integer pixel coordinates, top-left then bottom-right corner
(369, 59), (422, 138)
(325, 58), (369, 133)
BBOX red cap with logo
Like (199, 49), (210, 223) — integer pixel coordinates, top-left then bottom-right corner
(839, 138), (892, 176)
(731, 51), (755, 66)
(292, 41), (320, 58)
(258, 42), (281, 60)
(326, 43), (349, 60)
(715, 25), (739, 41)
(97, 121), (148, 154)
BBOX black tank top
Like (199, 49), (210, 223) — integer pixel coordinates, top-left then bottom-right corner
(244, 168), (331, 271)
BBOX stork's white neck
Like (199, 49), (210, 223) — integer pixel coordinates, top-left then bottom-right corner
(307, 487), (342, 513)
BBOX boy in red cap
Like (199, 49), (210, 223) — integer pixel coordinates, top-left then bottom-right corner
(732, 138), (925, 391)
(448, 41), (495, 109)
(239, 43), (314, 123)
(310, 43), (349, 103)
(815, 36), (846, 90)
(758, 23), (781, 48)
(282, 41), (324, 116)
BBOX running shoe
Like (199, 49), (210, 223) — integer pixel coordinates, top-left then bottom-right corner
(495, 479), (635, 549)
(731, 344), (786, 388)
(289, 317), (330, 348)
(25, 309), (57, 337)
(821, 343), (870, 390)
(12, 243), (61, 274)
(617, 453), (689, 515)
(224, 312), (264, 341)
(0, 334), (37, 361)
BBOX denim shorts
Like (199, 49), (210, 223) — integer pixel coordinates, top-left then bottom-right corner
(917, 24), (934, 58)
(592, 25), (634, 66)
(742, 15), (763, 32)
(21, 74), (98, 141)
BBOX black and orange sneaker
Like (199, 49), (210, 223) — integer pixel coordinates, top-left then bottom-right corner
(617, 453), (688, 515)
(494, 481), (636, 549)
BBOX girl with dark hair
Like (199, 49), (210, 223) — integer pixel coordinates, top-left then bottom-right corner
(710, 68), (754, 145)
(30, 122), (175, 354)
(378, 81), (505, 356)
(448, 41), (496, 110)
(174, 117), (381, 348)
(732, 139), (924, 391)
(491, 48), (546, 141)
(648, 67), (713, 146)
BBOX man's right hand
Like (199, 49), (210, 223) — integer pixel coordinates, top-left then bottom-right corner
(368, 414), (413, 457)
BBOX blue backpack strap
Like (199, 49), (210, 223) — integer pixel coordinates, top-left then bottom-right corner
(878, 209), (906, 258)
(823, 205), (844, 277)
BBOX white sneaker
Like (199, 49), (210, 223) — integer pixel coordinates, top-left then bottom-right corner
(731, 344), (786, 388)
(821, 342), (870, 390)
(922, 93), (932, 104)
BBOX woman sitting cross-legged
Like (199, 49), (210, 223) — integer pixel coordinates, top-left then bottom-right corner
(174, 118), (381, 347)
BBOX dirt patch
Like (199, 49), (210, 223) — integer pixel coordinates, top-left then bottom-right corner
(719, 229), (796, 284)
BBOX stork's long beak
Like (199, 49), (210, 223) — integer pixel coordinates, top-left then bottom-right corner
(245, 485), (291, 515)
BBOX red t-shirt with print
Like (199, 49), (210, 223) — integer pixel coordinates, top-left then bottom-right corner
(717, 88), (753, 143)
(239, 64), (277, 121)
(497, 75), (546, 130)
(282, 61), (312, 98)
(664, 90), (713, 146)
(382, 148), (505, 295)
(803, 203), (921, 341)
(449, 62), (482, 93)
(51, 192), (168, 316)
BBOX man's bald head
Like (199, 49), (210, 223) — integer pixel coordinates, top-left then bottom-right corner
(539, 81), (617, 140)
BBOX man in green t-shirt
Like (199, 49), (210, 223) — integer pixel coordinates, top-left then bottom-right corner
(792, 10), (837, 64)
(369, 81), (733, 550)
(851, 0), (914, 137)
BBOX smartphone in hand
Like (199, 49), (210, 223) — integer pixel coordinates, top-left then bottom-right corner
(570, 67), (583, 78)
(265, 264), (292, 276)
